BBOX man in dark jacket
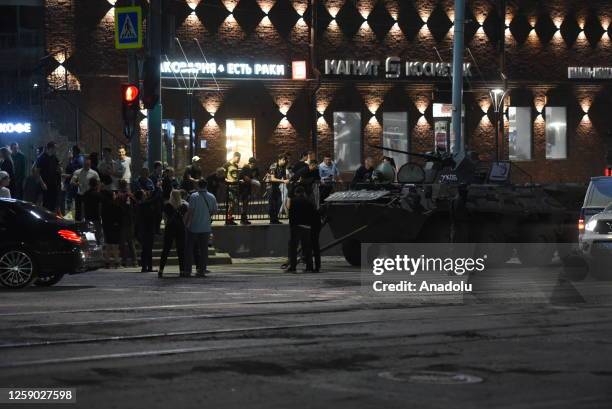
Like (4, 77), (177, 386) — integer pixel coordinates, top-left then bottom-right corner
(9, 143), (26, 199)
(82, 178), (103, 244)
(268, 155), (288, 224)
(238, 157), (260, 225)
(181, 156), (203, 192)
(311, 208), (322, 272)
(161, 167), (179, 201)
(351, 157), (375, 187)
(206, 167), (226, 200)
(64, 145), (84, 217)
(287, 186), (316, 272)
(135, 189), (159, 273)
(289, 151), (315, 177)
(301, 160), (321, 201)
(117, 179), (137, 267)
(35, 141), (62, 212)
(223, 152), (241, 225)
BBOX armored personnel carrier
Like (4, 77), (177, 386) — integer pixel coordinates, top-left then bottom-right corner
(324, 149), (585, 267)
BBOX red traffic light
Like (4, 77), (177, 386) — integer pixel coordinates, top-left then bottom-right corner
(123, 84), (139, 104)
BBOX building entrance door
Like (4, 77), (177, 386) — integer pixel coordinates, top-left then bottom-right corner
(226, 119), (254, 164)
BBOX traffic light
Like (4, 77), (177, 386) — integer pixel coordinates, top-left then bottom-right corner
(141, 56), (159, 109)
(121, 83), (140, 140)
(124, 84), (139, 103)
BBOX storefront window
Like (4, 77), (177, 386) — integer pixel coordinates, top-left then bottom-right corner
(382, 112), (409, 167)
(433, 103), (464, 154)
(333, 112), (361, 172)
(226, 119), (254, 163)
(545, 107), (567, 159)
(508, 107), (532, 161)
(161, 120), (176, 167)
(434, 120), (450, 152)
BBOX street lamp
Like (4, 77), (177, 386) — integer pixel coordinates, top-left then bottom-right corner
(489, 88), (508, 161)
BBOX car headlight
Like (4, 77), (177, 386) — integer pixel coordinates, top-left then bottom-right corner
(585, 219), (598, 232)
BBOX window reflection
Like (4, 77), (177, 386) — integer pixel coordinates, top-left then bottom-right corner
(508, 107), (532, 161)
(545, 107), (567, 160)
(333, 112), (361, 172)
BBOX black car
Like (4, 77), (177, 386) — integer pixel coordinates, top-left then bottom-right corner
(0, 198), (104, 289)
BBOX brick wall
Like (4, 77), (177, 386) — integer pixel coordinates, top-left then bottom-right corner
(44, 0), (612, 182)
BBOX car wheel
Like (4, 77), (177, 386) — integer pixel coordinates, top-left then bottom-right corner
(34, 273), (64, 287)
(0, 249), (37, 289)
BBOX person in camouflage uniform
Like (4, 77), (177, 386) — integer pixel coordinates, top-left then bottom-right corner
(223, 152), (241, 225)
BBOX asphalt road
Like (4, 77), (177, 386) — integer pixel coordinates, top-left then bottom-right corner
(1, 258), (611, 409)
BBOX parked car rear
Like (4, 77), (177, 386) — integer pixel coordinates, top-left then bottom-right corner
(0, 198), (104, 289)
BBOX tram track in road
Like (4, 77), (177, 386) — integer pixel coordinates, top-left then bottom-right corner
(0, 319), (387, 349)
(3, 306), (360, 330)
(1, 315), (611, 369)
(2, 305), (611, 351)
(1, 282), (602, 320)
(0, 298), (338, 317)
(0, 301), (589, 332)
(2, 300), (610, 349)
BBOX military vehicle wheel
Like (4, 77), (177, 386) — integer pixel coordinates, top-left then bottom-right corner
(342, 240), (361, 267)
(517, 226), (556, 267)
(474, 223), (508, 266)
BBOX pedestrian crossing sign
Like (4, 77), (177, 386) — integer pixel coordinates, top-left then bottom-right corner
(114, 6), (142, 50)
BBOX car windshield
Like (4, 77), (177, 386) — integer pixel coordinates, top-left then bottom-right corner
(587, 179), (612, 208)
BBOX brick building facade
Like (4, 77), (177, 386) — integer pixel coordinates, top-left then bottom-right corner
(44, 0), (612, 182)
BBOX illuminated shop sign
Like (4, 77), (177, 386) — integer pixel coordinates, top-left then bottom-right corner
(568, 66), (612, 80)
(160, 61), (286, 78)
(0, 122), (31, 134)
(324, 58), (472, 79)
(292, 61), (307, 80)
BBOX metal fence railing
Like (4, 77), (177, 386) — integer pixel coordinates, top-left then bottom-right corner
(204, 162), (538, 223)
(210, 181), (352, 222)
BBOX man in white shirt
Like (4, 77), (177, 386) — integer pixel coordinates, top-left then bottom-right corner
(318, 155), (341, 182)
(118, 146), (131, 182)
(98, 147), (124, 191)
(183, 179), (218, 277)
(71, 158), (99, 221)
(318, 155), (341, 202)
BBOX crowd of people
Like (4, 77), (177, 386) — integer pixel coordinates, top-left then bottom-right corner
(0, 140), (389, 274)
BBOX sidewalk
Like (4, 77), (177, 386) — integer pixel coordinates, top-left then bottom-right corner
(100, 256), (347, 274)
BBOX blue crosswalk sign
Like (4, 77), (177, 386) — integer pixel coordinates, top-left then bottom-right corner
(114, 7), (142, 49)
